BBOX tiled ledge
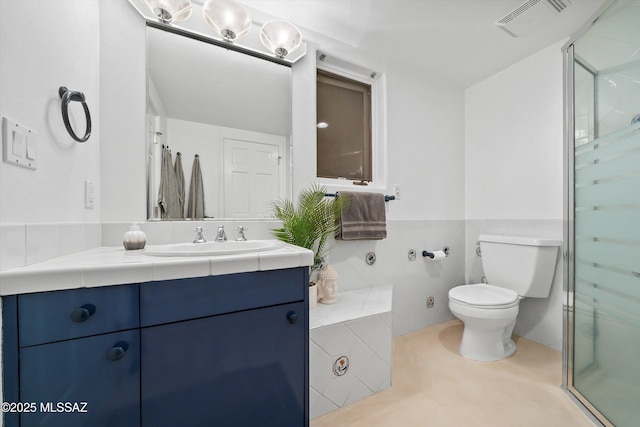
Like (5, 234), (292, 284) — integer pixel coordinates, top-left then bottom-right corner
(309, 284), (393, 419)
(310, 285), (393, 330)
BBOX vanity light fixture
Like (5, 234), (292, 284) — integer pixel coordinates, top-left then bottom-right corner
(202, 0), (252, 43)
(128, 0), (306, 63)
(143, 0), (192, 23)
(260, 20), (302, 58)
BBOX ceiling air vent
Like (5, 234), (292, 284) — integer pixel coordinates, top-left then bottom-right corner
(496, 0), (572, 38)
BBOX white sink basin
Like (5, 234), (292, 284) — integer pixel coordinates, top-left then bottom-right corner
(143, 240), (285, 257)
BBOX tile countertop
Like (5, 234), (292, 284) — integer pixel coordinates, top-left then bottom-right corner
(0, 242), (314, 296)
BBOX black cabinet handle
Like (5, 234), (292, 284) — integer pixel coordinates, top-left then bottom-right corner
(286, 311), (298, 324)
(107, 341), (129, 362)
(70, 304), (96, 322)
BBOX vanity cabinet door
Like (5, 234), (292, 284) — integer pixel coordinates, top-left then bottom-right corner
(19, 329), (140, 427)
(141, 301), (306, 427)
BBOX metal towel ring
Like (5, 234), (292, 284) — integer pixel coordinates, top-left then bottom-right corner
(59, 86), (92, 143)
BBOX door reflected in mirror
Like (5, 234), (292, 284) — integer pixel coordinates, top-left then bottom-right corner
(146, 26), (292, 220)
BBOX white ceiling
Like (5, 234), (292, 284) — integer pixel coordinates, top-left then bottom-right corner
(239, 0), (608, 87)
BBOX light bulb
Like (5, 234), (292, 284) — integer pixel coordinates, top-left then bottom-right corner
(143, 0), (192, 23)
(260, 20), (302, 58)
(202, 0), (251, 42)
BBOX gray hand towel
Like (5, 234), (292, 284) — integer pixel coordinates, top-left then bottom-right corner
(186, 155), (205, 219)
(337, 191), (387, 240)
(174, 152), (185, 219)
(158, 147), (183, 219)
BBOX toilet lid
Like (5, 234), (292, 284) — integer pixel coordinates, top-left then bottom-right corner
(449, 284), (518, 308)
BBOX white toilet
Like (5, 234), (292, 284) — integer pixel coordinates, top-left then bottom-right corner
(448, 235), (561, 361)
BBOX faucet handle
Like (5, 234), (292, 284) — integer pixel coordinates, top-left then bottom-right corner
(236, 226), (248, 241)
(192, 226), (207, 243)
(215, 225), (228, 242)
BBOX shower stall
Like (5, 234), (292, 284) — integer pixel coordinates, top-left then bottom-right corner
(563, 1), (640, 426)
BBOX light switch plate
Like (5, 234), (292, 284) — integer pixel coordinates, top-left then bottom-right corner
(2, 117), (37, 170)
(85, 180), (95, 209)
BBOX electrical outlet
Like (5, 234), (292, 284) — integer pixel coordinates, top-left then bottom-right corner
(84, 180), (95, 209)
(393, 184), (401, 200)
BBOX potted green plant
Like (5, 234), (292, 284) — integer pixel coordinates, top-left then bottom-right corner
(271, 183), (345, 271)
(272, 184), (346, 306)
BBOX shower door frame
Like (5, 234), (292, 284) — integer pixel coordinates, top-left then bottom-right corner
(562, 1), (620, 426)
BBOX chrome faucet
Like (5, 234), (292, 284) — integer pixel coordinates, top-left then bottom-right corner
(235, 226), (248, 241)
(193, 227), (206, 243)
(215, 225), (227, 242)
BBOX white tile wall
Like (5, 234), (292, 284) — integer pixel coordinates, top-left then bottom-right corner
(101, 220), (282, 248)
(0, 224), (25, 271)
(310, 311), (392, 419)
(326, 220), (466, 336)
(0, 223), (101, 272)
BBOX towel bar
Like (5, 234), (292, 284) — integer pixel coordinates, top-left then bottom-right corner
(325, 193), (395, 202)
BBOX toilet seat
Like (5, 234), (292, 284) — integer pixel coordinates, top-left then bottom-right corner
(449, 284), (519, 309)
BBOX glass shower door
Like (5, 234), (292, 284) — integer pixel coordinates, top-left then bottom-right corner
(573, 123), (640, 426)
(568, 2), (640, 425)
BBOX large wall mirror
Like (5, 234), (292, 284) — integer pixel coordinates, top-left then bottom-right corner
(146, 26), (292, 220)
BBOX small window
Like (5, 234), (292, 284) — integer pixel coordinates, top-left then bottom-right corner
(316, 69), (372, 183)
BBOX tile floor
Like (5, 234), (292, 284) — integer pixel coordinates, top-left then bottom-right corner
(311, 320), (595, 427)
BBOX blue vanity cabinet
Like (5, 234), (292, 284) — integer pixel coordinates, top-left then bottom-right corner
(2, 266), (309, 427)
(2, 285), (140, 427)
(139, 268), (309, 427)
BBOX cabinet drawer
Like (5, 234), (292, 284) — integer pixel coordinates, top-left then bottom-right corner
(140, 268), (305, 327)
(18, 285), (139, 347)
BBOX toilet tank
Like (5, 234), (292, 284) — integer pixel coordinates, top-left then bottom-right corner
(479, 235), (561, 298)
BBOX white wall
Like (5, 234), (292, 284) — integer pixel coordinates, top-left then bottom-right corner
(99, 0), (147, 222)
(465, 40), (565, 221)
(0, 0), (101, 224)
(0, 0), (102, 412)
(386, 61), (465, 220)
(464, 40), (567, 350)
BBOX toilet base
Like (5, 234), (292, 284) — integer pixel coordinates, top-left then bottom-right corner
(457, 317), (517, 361)
(449, 300), (519, 362)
